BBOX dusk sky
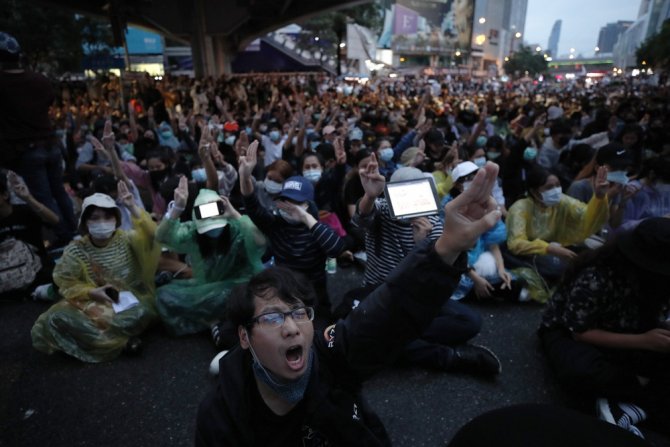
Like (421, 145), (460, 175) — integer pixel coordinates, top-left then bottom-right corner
(524, 0), (640, 57)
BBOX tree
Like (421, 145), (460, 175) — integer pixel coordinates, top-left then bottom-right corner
(298, 3), (384, 75)
(0, 0), (113, 74)
(637, 19), (670, 72)
(503, 45), (548, 78)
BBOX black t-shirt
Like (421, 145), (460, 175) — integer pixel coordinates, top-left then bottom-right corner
(343, 175), (365, 207)
(0, 205), (46, 256)
(0, 70), (54, 142)
(250, 383), (311, 446)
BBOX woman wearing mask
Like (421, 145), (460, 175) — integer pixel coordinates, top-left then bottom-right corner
(122, 147), (175, 218)
(505, 165), (610, 280)
(154, 178), (266, 336)
(256, 159), (293, 211)
(31, 182), (160, 362)
(539, 218), (670, 438)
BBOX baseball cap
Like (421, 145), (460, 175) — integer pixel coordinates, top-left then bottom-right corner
(223, 121), (239, 132)
(547, 105), (564, 121)
(323, 125), (336, 136)
(451, 161), (479, 182)
(595, 143), (632, 170)
(278, 176), (314, 203)
(349, 128), (363, 141)
(78, 193), (121, 232)
(192, 189), (228, 234)
(0, 32), (20, 62)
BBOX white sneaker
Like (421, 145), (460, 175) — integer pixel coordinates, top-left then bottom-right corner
(31, 284), (52, 301)
(209, 350), (229, 376)
(353, 251), (367, 263)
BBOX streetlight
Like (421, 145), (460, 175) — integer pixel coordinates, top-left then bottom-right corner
(314, 36), (320, 42)
(478, 17), (486, 24)
(339, 42), (346, 48)
(475, 34), (486, 45)
(535, 46), (542, 52)
(455, 50), (462, 57)
(569, 47), (575, 53)
(515, 32), (522, 39)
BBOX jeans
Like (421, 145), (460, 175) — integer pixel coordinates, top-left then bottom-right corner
(15, 141), (76, 243)
(400, 299), (482, 370)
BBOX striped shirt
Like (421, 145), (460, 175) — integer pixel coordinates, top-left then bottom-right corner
(243, 192), (345, 284)
(352, 198), (443, 287)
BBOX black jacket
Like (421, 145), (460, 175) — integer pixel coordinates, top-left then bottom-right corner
(196, 239), (466, 446)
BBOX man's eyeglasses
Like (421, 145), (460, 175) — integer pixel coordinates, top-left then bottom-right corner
(248, 307), (314, 329)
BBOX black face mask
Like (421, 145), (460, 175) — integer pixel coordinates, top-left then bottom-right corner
(149, 169), (168, 189)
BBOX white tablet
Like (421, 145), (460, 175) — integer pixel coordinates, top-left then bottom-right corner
(385, 177), (440, 219)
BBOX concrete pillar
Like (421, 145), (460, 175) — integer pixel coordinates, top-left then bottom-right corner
(191, 0), (234, 76)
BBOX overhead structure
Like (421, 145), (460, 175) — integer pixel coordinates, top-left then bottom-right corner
(36, 0), (369, 76)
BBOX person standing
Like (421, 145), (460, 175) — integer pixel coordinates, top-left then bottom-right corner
(0, 32), (76, 245)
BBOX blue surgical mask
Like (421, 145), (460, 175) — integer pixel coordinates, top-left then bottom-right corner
(205, 227), (224, 238)
(303, 169), (322, 183)
(245, 127), (253, 135)
(310, 141), (320, 150)
(259, 124), (268, 133)
(161, 130), (173, 139)
(224, 135), (236, 146)
(191, 168), (207, 183)
(524, 147), (537, 161)
(486, 151), (501, 160)
(269, 130), (281, 142)
(379, 148), (394, 162)
(476, 136), (487, 148)
(473, 156), (486, 168)
(540, 186), (562, 207)
(250, 341), (314, 405)
(606, 170), (629, 185)
(306, 128), (316, 136)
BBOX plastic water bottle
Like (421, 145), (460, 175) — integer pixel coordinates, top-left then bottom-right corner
(326, 257), (337, 274)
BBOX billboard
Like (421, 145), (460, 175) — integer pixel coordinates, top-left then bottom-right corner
(379, 0), (474, 53)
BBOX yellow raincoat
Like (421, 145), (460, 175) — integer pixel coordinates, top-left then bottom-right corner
(31, 211), (160, 363)
(507, 194), (609, 256)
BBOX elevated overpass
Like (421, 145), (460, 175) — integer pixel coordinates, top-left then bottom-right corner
(36, 0), (369, 76)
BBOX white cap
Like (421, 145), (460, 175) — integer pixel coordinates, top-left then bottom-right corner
(451, 161), (479, 182)
(78, 193), (121, 232)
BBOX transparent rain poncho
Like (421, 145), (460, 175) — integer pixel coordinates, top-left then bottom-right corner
(155, 215), (266, 336)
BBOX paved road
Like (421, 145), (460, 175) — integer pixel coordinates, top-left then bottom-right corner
(1, 265), (668, 446)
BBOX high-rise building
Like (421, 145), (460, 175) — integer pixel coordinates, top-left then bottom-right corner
(613, 0), (670, 68)
(597, 21), (632, 53)
(547, 20), (561, 57)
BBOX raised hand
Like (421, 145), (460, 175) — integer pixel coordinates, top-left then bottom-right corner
(436, 162), (501, 264)
(238, 140), (259, 179)
(173, 175), (189, 209)
(359, 153), (386, 199)
(594, 165), (609, 199)
(117, 180), (135, 209)
(7, 171), (31, 200)
(334, 137), (347, 165)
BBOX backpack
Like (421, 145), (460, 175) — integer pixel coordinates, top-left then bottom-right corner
(0, 238), (42, 294)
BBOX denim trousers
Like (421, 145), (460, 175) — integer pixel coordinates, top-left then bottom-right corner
(14, 142), (76, 242)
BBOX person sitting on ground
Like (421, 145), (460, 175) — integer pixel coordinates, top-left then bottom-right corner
(155, 177), (266, 336)
(443, 162), (526, 302)
(0, 170), (58, 298)
(611, 154), (670, 232)
(31, 182), (160, 362)
(239, 140), (345, 320)
(195, 161), (504, 446)
(539, 217), (670, 439)
(505, 164), (610, 281)
(347, 161), (501, 377)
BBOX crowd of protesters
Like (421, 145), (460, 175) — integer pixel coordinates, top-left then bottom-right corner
(2, 29), (670, 443)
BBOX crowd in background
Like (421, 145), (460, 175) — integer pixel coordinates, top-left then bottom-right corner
(3, 42), (670, 442)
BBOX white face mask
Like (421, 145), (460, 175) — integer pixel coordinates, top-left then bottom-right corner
(463, 181), (473, 191)
(278, 208), (303, 224)
(87, 221), (117, 239)
(303, 169), (322, 183)
(540, 186), (562, 207)
(264, 178), (283, 195)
